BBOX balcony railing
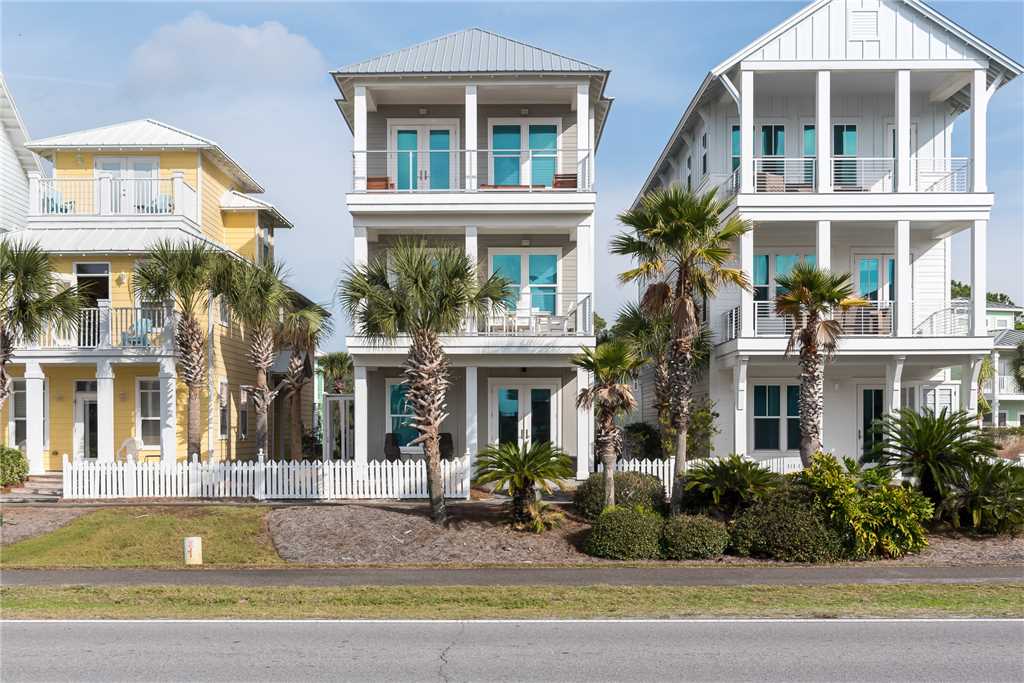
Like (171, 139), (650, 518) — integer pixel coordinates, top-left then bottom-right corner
(29, 174), (198, 221)
(24, 306), (174, 351)
(352, 149), (592, 193)
(721, 305), (741, 342)
(911, 157), (971, 192)
(474, 292), (592, 337)
(913, 303), (970, 337)
(753, 158), (815, 193)
(724, 301), (895, 339)
(832, 157), (894, 192)
(985, 375), (1024, 395)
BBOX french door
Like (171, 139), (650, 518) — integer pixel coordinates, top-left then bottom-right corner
(94, 157), (159, 213)
(853, 254), (897, 302)
(858, 386), (885, 455)
(389, 123), (457, 191)
(489, 251), (559, 315)
(490, 381), (558, 449)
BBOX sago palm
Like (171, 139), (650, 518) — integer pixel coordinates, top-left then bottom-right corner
(614, 185), (750, 509)
(474, 441), (574, 525)
(279, 302), (333, 461)
(318, 351), (353, 393)
(133, 239), (217, 459)
(775, 262), (865, 466)
(572, 341), (642, 510)
(0, 239), (85, 412)
(339, 238), (509, 523)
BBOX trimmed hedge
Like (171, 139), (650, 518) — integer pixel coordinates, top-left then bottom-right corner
(661, 514), (729, 560)
(584, 506), (663, 560)
(573, 471), (666, 521)
(730, 485), (843, 563)
(0, 446), (29, 488)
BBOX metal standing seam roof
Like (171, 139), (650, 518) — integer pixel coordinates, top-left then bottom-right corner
(992, 329), (1024, 349)
(0, 226), (232, 254)
(220, 190), (293, 229)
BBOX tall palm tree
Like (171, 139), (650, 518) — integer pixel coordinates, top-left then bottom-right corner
(318, 351), (353, 393)
(613, 302), (673, 453)
(213, 257), (293, 456)
(339, 238), (509, 523)
(133, 239), (217, 459)
(279, 302), (333, 461)
(774, 262), (865, 466)
(0, 239), (85, 412)
(572, 341), (642, 509)
(614, 185), (750, 509)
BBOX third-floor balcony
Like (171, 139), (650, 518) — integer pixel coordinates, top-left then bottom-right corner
(17, 304), (176, 354)
(747, 157), (971, 194)
(28, 173), (198, 223)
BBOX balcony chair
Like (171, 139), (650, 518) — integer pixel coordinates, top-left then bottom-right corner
(553, 173), (577, 189)
(384, 433), (402, 462)
(440, 433), (455, 461)
(121, 317), (155, 347)
(367, 177), (393, 191)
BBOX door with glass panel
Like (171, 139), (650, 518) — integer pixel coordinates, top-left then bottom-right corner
(852, 254), (897, 334)
(832, 124), (859, 189)
(760, 124), (785, 180)
(492, 381), (557, 448)
(94, 157), (159, 213)
(488, 252), (559, 330)
(858, 386), (885, 455)
(490, 123), (559, 188)
(390, 124), (457, 191)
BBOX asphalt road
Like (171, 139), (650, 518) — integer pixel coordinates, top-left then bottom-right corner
(2, 619), (1022, 682)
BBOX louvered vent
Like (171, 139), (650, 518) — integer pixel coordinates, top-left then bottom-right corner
(848, 10), (879, 41)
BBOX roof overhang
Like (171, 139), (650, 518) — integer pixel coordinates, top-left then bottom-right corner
(0, 75), (42, 175)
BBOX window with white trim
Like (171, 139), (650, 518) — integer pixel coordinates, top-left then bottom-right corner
(488, 119), (562, 188)
(219, 380), (229, 440)
(219, 296), (231, 328)
(9, 380), (49, 450)
(701, 132), (708, 177)
(386, 380), (419, 450)
(137, 379), (161, 447)
(239, 386), (250, 441)
(753, 384), (800, 451)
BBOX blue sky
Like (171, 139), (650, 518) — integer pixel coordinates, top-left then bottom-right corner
(3, 1), (1022, 349)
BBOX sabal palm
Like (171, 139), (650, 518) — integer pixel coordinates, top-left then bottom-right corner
(213, 257), (293, 456)
(339, 238), (509, 523)
(613, 302), (673, 452)
(474, 441), (574, 524)
(133, 239), (217, 459)
(775, 262), (865, 465)
(318, 351), (353, 394)
(572, 341), (641, 509)
(614, 185), (750, 508)
(279, 302), (333, 461)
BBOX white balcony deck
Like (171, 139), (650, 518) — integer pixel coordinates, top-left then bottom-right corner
(28, 175), (198, 223)
(17, 306), (176, 356)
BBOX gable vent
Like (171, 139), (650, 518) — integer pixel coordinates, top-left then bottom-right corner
(848, 10), (879, 41)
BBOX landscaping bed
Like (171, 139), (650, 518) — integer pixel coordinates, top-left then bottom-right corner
(0, 507), (89, 546)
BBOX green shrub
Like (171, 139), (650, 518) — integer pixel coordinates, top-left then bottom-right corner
(680, 454), (780, 520)
(686, 399), (720, 461)
(0, 446), (29, 488)
(730, 485), (843, 563)
(623, 422), (663, 460)
(661, 514), (729, 560)
(573, 471), (666, 521)
(584, 505), (663, 560)
(940, 457), (1024, 535)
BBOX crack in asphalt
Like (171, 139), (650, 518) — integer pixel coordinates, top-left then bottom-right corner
(437, 623), (465, 683)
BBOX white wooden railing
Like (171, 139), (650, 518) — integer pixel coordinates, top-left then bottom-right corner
(753, 157), (816, 192)
(832, 157), (894, 192)
(62, 453), (471, 500)
(604, 455), (805, 497)
(26, 306), (173, 350)
(29, 173), (198, 221)
(986, 375), (1024, 395)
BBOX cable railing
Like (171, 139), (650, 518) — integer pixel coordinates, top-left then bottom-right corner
(753, 157), (815, 193)
(832, 157), (894, 193)
(721, 305), (741, 342)
(911, 157), (971, 192)
(475, 292), (593, 336)
(913, 303), (970, 337)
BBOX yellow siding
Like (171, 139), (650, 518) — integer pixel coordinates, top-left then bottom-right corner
(53, 151), (199, 189)
(200, 158), (233, 244)
(48, 255), (139, 309)
(223, 211), (258, 262)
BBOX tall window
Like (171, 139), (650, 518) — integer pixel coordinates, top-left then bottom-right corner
(239, 387), (250, 441)
(731, 125), (741, 172)
(753, 254), (770, 301)
(219, 296), (231, 328)
(803, 124), (816, 183)
(701, 132), (708, 176)
(528, 124), (557, 187)
(219, 380), (229, 440)
(753, 385), (780, 450)
(786, 386), (801, 451)
(686, 156), (692, 190)
(137, 379), (161, 447)
(387, 381), (418, 448)
(9, 380), (48, 450)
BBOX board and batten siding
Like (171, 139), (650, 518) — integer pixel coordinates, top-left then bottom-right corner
(0, 122), (29, 231)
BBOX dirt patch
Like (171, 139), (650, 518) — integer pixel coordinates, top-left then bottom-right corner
(0, 507), (90, 546)
(881, 530), (1024, 566)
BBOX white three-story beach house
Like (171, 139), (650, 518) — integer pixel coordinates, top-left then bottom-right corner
(333, 29), (611, 477)
(636, 0), (1021, 459)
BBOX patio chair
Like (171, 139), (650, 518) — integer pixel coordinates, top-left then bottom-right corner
(116, 437), (144, 462)
(439, 433), (455, 461)
(121, 317), (155, 347)
(384, 433), (402, 462)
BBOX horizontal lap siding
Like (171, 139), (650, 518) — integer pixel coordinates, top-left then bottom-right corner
(0, 123), (28, 231)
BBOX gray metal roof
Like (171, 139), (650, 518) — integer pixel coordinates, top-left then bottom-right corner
(334, 28), (605, 75)
(992, 329), (1024, 349)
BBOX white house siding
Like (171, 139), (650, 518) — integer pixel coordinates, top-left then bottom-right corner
(910, 233), (947, 328)
(0, 121), (29, 232)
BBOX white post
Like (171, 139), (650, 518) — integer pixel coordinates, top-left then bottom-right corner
(28, 172), (41, 214)
(353, 365), (368, 471)
(970, 69), (988, 193)
(24, 361), (45, 475)
(815, 70), (832, 192)
(97, 299), (112, 348)
(576, 367), (593, 479)
(96, 359), (115, 463)
(815, 220), (831, 271)
(98, 175), (112, 215)
(895, 220), (911, 336)
(733, 357), (748, 455)
(588, 104), (597, 188)
(465, 366), (477, 467)
(886, 356), (904, 414)
(991, 350), (1001, 426)
(159, 358), (177, 464)
(353, 226), (368, 267)
(171, 171), (185, 216)
(739, 228), (754, 337)
(740, 70), (754, 193)
(465, 226), (478, 333)
(576, 82), (590, 188)
(465, 84), (478, 191)
(895, 70), (912, 191)
(576, 219), (594, 319)
(970, 219), (987, 336)
(353, 85), (369, 192)
(960, 355), (984, 419)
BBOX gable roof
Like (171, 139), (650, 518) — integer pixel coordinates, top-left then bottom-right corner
(951, 298), (1023, 313)
(26, 119), (263, 194)
(220, 190), (293, 229)
(992, 329), (1024, 349)
(0, 74), (42, 175)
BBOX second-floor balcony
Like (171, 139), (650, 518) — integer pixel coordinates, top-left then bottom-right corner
(746, 157), (971, 195)
(19, 305), (175, 353)
(28, 174), (198, 222)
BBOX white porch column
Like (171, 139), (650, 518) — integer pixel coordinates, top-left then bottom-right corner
(576, 82), (590, 188)
(171, 171), (186, 217)
(353, 365), (368, 469)
(576, 219), (595, 327)
(28, 172), (41, 214)
(739, 227), (754, 337)
(991, 350), (1001, 426)
(895, 220), (912, 336)
(960, 355), (984, 418)
(895, 70), (912, 191)
(815, 70), (832, 192)
(465, 226), (478, 333)
(733, 357), (749, 455)
(353, 85), (369, 192)
(970, 219), (987, 335)
(815, 220), (831, 271)
(24, 361), (45, 475)
(886, 356), (905, 414)
(465, 84), (478, 190)
(97, 299), (112, 348)
(96, 359), (115, 463)
(159, 358), (177, 463)
(970, 69), (988, 192)
(576, 367), (593, 479)
(740, 70), (754, 193)
(353, 226), (368, 267)
(465, 366), (478, 464)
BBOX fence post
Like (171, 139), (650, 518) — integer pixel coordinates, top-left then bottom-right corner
(256, 450), (266, 501)
(171, 171), (185, 216)
(62, 453), (71, 499)
(125, 454), (137, 498)
(189, 453), (199, 497)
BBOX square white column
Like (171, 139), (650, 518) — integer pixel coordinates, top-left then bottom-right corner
(465, 226), (478, 333)
(740, 70), (754, 193)
(733, 357), (748, 455)
(815, 220), (831, 271)
(96, 360), (115, 463)
(970, 219), (987, 335)
(353, 365), (368, 469)
(895, 220), (912, 336)
(815, 70), (832, 192)
(576, 219), (595, 323)
(576, 367), (592, 479)
(159, 358), (177, 463)
(576, 82), (590, 187)
(353, 226), (368, 268)
(464, 366), (478, 465)
(886, 357), (904, 414)
(353, 85), (368, 192)
(970, 69), (988, 192)
(24, 361), (45, 475)
(895, 70), (912, 191)
(991, 351), (1001, 426)
(739, 228), (754, 337)
(465, 84), (478, 190)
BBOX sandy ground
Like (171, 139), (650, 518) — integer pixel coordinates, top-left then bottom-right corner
(0, 507), (89, 546)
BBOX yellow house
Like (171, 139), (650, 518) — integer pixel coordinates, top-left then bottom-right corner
(3, 119), (316, 474)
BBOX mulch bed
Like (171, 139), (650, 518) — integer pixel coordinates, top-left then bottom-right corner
(0, 507), (90, 546)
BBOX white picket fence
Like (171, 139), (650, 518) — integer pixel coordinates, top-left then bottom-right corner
(62, 454), (471, 500)
(604, 455), (805, 497)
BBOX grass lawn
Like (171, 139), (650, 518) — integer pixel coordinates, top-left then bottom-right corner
(1, 506), (282, 568)
(2, 584), (1021, 619)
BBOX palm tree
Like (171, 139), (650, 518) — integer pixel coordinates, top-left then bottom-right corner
(318, 351), (353, 394)
(613, 302), (673, 453)
(339, 238), (509, 523)
(474, 441), (574, 525)
(0, 240), (85, 412)
(279, 302), (333, 461)
(133, 239), (217, 459)
(977, 355), (995, 425)
(572, 341), (642, 509)
(213, 257), (293, 456)
(775, 262), (865, 466)
(614, 185), (750, 508)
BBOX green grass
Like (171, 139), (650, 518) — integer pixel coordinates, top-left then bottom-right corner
(1, 506), (283, 568)
(2, 584), (1020, 619)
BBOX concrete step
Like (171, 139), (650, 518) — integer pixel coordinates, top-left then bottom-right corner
(0, 494), (62, 503)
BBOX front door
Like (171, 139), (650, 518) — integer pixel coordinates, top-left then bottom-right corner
(390, 124), (457, 191)
(491, 381), (557, 449)
(858, 386), (885, 455)
(75, 393), (99, 460)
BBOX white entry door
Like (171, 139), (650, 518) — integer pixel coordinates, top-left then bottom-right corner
(94, 157), (159, 213)
(74, 392), (99, 460)
(489, 380), (558, 449)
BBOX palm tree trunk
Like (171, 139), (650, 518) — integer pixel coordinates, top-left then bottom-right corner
(187, 384), (202, 460)
(0, 332), (14, 415)
(176, 313), (206, 461)
(654, 357), (673, 457)
(254, 366), (270, 457)
(596, 411), (621, 509)
(405, 330), (450, 524)
(798, 348), (825, 466)
(668, 338), (694, 513)
(289, 387), (303, 461)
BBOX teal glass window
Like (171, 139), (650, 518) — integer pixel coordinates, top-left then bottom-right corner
(528, 254), (558, 314)
(886, 257), (896, 302)
(754, 254), (770, 301)
(786, 386), (801, 451)
(754, 385), (781, 450)
(731, 125), (741, 172)
(805, 254), (816, 269)
(859, 257), (880, 300)
(492, 125), (521, 186)
(428, 130), (450, 190)
(528, 125), (557, 187)
(396, 130), (418, 191)
(497, 388), (520, 446)
(775, 254), (799, 295)
(492, 254), (522, 309)
(761, 125), (785, 156)
(388, 383), (418, 447)
(833, 124), (857, 156)
(803, 125), (816, 183)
